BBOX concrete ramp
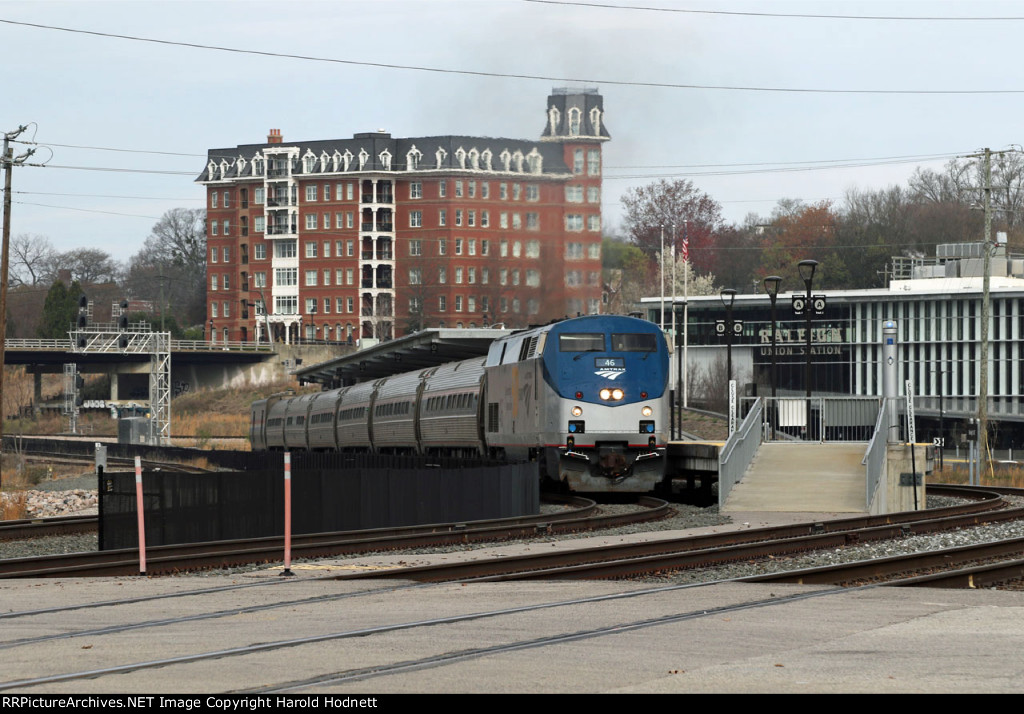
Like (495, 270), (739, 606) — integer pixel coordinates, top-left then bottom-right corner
(722, 442), (868, 513)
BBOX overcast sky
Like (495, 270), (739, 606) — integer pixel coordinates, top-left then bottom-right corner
(2, 0), (1023, 262)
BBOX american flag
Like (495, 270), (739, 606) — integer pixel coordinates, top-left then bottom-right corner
(681, 226), (689, 263)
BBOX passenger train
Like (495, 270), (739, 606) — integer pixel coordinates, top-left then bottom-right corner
(250, 315), (670, 492)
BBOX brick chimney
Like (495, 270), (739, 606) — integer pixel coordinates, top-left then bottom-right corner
(267, 128), (282, 144)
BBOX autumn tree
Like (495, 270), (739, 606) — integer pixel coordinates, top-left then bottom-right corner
(620, 179), (724, 275)
(758, 200), (845, 289)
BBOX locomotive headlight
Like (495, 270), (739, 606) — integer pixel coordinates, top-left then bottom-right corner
(611, 388), (624, 401)
(599, 388), (612, 400)
(641, 406), (653, 417)
(571, 406), (583, 417)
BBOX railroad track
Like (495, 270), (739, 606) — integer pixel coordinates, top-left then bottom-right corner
(329, 485), (1024, 587)
(0, 496), (671, 577)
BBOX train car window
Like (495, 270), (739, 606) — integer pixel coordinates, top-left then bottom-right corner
(559, 333), (605, 352)
(611, 333), (658, 352)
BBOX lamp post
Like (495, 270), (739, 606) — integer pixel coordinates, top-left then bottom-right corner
(763, 275), (782, 439)
(208, 319), (214, 345)
(720, 289), (737, 384)
(798, 259), (819, 437)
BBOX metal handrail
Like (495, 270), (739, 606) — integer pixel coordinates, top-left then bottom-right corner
(718, 397), (763, 507)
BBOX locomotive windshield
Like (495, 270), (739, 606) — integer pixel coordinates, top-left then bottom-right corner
(559, 333), (605, 352)
(611, 333), (658, 352)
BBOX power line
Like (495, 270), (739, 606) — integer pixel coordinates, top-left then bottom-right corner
(8, 190), (201, 202)
(12, 201), (161, 219)
(2, 17), (1023, 95)
(11, 138), (204, 158)
(522, 0), (1024, 21)
(24, 162), (196, 176)
(604, 151), (965, 170)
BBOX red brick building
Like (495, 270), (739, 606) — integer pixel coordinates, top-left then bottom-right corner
(196, 88), (607, 345)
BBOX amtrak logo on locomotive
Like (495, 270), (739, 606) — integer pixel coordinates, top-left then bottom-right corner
(594, 357), (625, 380)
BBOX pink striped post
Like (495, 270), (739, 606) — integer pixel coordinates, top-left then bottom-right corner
(134, 456), (146, 575)
(281, 452), (294, 577)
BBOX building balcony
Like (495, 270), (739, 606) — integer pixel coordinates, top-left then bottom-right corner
(267, 225), (298, 236)
(267, 196), (296, 207)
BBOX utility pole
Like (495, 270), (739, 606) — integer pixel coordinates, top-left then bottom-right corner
(0, 125), (33, 487)
(964, 146), (1016, 478)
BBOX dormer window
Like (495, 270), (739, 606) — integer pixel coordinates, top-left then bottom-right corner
(435, 147), (447, 169)
(358, 148), (369, 170)
(500, 149), (511, 172)
(379, 149), (392, 170)
(455, 147), (467, 170)
(481, 149), (492, 171)
(332, 151), (342, 172)
(468, 148), (480, 170)
(548, 106), (561, 135)
(252, 156), (264, 176)
(407, 145), (422, 170)
(568, 108), (581, 136)
(526, 149), (542, 174)
(219, 160), (229, 178)
(237, 157), (247, 175)
(512, 150), (524, 173)
(320, 152), (329, 172)
(342, 150), (353, 171)
(589, 107), (602, 136)
(303, 153), (316, 173)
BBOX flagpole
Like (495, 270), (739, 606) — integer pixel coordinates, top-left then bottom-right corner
(659, 226), (665, 331)
(671, 224), (677, 340)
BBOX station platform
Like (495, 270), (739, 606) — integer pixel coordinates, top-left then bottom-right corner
(723, 442), (868, 513)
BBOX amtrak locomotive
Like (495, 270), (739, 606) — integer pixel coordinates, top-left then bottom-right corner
(251, 315), (670, 492)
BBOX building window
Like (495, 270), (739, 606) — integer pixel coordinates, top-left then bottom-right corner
(468, 267), (476, 284)
(527, 213), (539, 230)
(468, 239), (476, 256)
(254, 272), (266, 288)
(211, 220), (219, 236)
(346, 240), (354, 256)
(211, 301), (218, 317)
(455, 238), (463, 255)
(410, 239), (422, 256)
(322, 213), (330, 229)
(573, 149), (584, 174)
(588, 149), (601, 176)
(346, 212), (354, 228)
(587, 186), (600, 203)
(275, 268), (297, 286)
(455, 180), (463, 198)
(346, 268), (354, 285)
(481, 268), (489, 284)
(254, 243), (266, 260)
(438, 267), (447, 284)
(439, 209), (447, 227)
(223, 247), (230, 262)
(347, 297), (354, 313)
(438, 296), (447, 312)
(512, 213), (522, 230)
(223, 301), (230, 317)
(223, 220), (231, 235)
(336, 297), (345, 313)
(323, 297), (331, 314)
(410, 211), (422, 228)
(526, 270), (540, 287)
(274, 240), (297, 258)
(500, 268), (507, 285)
(211, 275), (218, 291)
(455, 267), (464, 284)
(439, 180), (447, 197)
(468, 211), (476, 227)
(410, 181), (422, 199)
(305, 298), (316, 314)
(500, 212), (508, 229)
(566, 185), (583, 203)
(526, 184), (539, 201)
(305, 214), (318, 230)
(455, 210), (463, 226)
(439, 238), (447, 255)
(323, 269), (331, 286)
(455, 296), (463, 312)
(481, 240), (489, 256)
(481, 210), (489, 228)
(468, 181), (476, 198)
(210, 192), (218, 208)
(254, 216), (265, 233)
(409, 268), (422, 285)
(588, 243), (601, 260)
(276, 296), (298, 315)
(500, 240), (508, 257)
(566, 242), (584, 259)
(211, 248), (218, 264)
(305, 242), (318, 258)
(526, 240), (540, 258)
(500, 183), (508, 200)
(566, 215), (583, 232)
(512, 269), (520, 285)
(223, 274), (230, 290)
(306, 185), (317, 202)
(588, 215), (601, 232)
(513, 183), (521, 200)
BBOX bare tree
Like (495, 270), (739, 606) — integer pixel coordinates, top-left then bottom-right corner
(59, 248), (120, 284)
(9, 234), (58, 288)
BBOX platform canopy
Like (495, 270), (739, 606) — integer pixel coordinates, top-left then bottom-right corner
(294, 327), (513, 388)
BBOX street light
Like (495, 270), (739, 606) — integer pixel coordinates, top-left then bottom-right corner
(763, 275), (782, 440)
(798, 259), (818, 437)
(720, 288), (737, 384)
(208, 319), (214, 344)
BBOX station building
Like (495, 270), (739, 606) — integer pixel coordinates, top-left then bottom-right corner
(645, 243), (1024, 447)
(196, 89), (607, 346)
